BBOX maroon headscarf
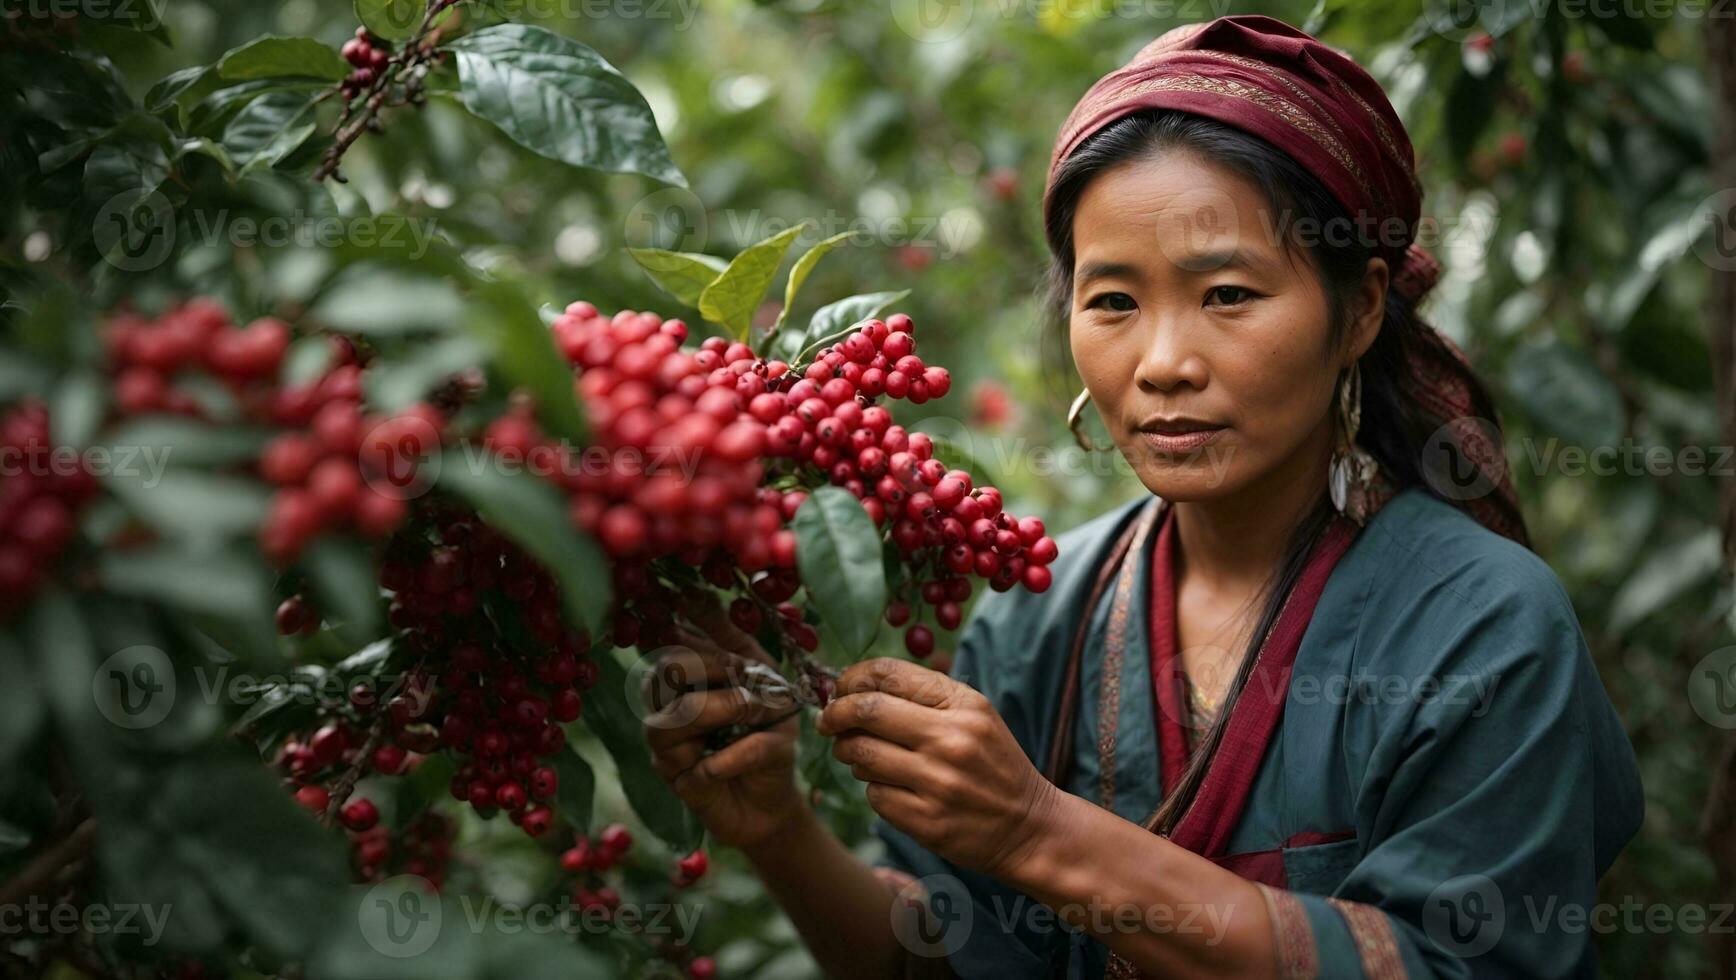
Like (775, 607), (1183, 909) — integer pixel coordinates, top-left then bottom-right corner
(1043, 14), (1527, 545)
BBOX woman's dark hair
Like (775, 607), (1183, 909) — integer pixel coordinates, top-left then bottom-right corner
(1042, 110), (1513, 834)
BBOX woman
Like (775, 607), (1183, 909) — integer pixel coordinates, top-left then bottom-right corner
(645, 15), (1643, 978)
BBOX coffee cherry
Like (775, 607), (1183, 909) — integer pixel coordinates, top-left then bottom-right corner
(341, 798), (380, 832)
(904, 625), (935, 659)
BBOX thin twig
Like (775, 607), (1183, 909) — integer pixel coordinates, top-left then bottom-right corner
(0, 819), (97, 910)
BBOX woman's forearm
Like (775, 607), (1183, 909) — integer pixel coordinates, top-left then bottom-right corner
(739, 804), (922, 980)
(995, 789), (1277, 977)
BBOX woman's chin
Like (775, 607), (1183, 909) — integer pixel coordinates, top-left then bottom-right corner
(1118, 444), (1241, 501)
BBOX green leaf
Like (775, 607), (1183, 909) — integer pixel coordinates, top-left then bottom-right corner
(309, 270), (465, 336)
(354, 0), (425, 41)
(221, 90), (320, 172)
(145, 65), (221, 125)
(300, 537), (385, 644)
(1608, 530), (1722, 634)
(0, 636), (43, 773)
(101, 418), (272, 468)
(583, 652), (703, 851)
(551, 745), (596, 834)
(447, 25), (685, 187)
(627, 247), (725, 307)
(102, 468), (272, 545)
(780, 289), (909, 362)
(98, 753), (351, 958)
(50, 370), (107, 450)
(437, 454), (610, 635)
(793, 486), (886, 656)
(698, 224), (807, 340)
(468, 278), (587, 446)
(99, 546), (274, 649)
(775, 231), (856, 334)
(365, 335), (486, 413)
(1504, 341), (1625, 449)
(218, 36), (350, 82)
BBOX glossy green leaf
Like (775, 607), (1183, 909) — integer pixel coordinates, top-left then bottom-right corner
(793, 486), (886, 656)
(217, 36), (349, 82)
(698, 224), (806, 340)
(774, 231), (857, 334)
(354, 0), (425, 41)
(300, 537), (385, 644)
(627, 247), (725, 307)
(447, 25), (685, 187)
(221, 89), (319, 172)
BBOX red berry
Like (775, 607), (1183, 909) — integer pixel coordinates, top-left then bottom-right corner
(904, 625), (934, 659)
(599, 823), (633, 856)
(521, 805), (553, 837)
(341, 798), (380, 832)
(677, 850), (709, 881)
(372, 744), (408, 775)
(293, 785), (330, 812)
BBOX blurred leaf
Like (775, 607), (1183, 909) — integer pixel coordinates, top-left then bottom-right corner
(49, 370), (106, 450)
(627, 247), (725, 307)
(103, 468), (271, 544)
(551, 745), (596, 834)
(300, 537), (384, 644)
(468, 278), (587, 445)
(1609, 530), (1722, 634)
(1504, 341), (1625, 448)
(145, 65), (219, 125)
(1585, 9), (1656, 49)
(774, 231), (856, 334)
(98, 546), (274, 654)
(355, 0), (425, 41)
(217, 36), (349, 82)
(584, 652), (702, 851)
(284, 335), (337, 387)
(437, 453), (610, 635)
(0, 637), (43, 773)
(101, 417), (272, 468)
(699, 224), (806, 340)
(309, 270), (464, 335)
(793, 486), (885, 657)
(365, 334), (485, 413)
(447, 25), (686, 187)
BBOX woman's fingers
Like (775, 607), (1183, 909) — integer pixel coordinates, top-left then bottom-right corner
(831, 732), (930, 789)
(835, 657), (957, 708)
(670, 731), (794, 795)
(645, 685), (783, 752)
(816, 690), (943, 748)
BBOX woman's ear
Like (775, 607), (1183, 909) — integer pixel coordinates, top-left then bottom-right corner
(1346, 256), (1389, 363)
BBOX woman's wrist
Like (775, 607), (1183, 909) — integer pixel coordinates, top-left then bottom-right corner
(737, 801), (826, 872)
(986, 778), (1088, 895)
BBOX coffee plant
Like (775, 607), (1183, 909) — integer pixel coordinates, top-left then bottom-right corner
(0, 0), (1065, 975)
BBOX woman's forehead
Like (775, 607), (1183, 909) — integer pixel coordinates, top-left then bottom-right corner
(1072, 155), (1292, 276)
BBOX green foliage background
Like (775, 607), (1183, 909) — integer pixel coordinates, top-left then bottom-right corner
(4, 0), (1730, 976)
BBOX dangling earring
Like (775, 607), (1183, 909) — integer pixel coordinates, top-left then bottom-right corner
(1329, 361), (1379, 524)
(1067, 388), (1102, 452)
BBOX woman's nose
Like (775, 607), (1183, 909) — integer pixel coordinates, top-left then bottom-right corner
(1132, 317), (1207, 394)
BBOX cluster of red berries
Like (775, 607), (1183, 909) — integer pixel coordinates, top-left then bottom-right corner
(101, 300), (446, 564)
(349, 811), (455, 888)
(256, 386), (445, 563)
(542, 303), (1055, 660)
(373, 510), (597, 837)
(103, 298), (289, 417)
(558, 821), (633, 914)
(339, 27), (390, 100)
(0, 400), (98, 614)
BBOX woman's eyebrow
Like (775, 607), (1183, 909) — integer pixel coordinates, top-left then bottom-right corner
(1166, 245), (1280, 276)
(1074, 260), (1143, 286)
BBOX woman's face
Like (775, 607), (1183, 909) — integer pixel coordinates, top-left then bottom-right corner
(1067, 150), (1381, 504)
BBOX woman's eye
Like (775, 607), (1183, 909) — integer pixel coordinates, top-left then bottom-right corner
(1205, 285), (1255, 307)
(1087, 292), (1137, 313)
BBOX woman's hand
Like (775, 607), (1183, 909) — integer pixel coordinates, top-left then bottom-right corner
(816, 658), (1062, 879)
(643, 597), (805, 851)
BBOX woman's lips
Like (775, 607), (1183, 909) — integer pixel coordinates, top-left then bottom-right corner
(1136, 426), (1226, 454)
